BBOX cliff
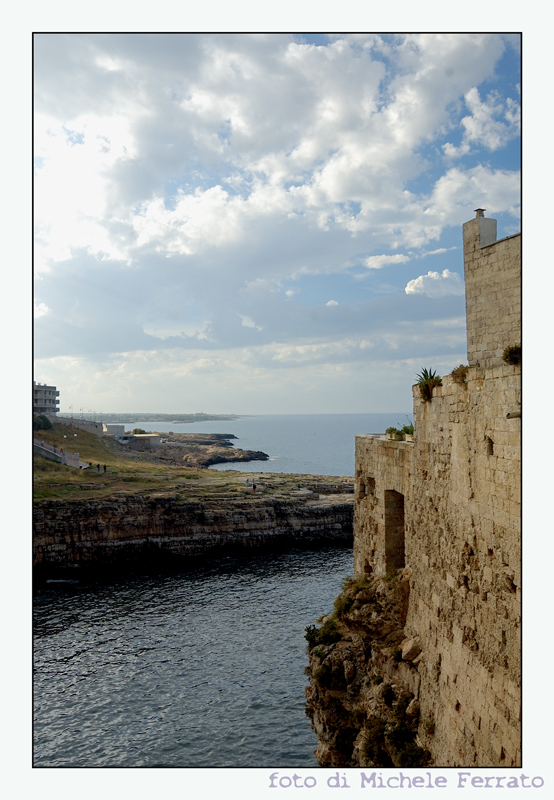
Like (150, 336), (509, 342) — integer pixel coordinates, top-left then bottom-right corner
(305, 570), (431, 767)
(33, 479), (354, 579)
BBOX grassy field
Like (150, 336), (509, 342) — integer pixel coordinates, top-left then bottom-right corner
(33, 423), (217, 501)
(33, 423), (348, 502)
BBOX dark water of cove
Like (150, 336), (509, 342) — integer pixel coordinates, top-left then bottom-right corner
(33, 547), (353, 768)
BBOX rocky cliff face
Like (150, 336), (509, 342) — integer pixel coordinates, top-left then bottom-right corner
(34, 485), (353, 577)
(305, 569), (433, 768)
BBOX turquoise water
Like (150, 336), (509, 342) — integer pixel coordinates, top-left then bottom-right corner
(124, 413), (411, 476)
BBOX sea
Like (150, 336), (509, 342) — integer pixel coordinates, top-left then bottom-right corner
(123, 412), (411, 476)
(33, 413), (408, 768)
(34, 548), (353, 767)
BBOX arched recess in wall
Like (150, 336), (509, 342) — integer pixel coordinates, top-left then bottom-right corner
(384, 490), (405, 572)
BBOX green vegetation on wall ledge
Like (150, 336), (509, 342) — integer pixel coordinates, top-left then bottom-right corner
(386, 418), (414, 441)
(416, 368), (442, 402)
(450, 364), (468, 383)
(502, 344), (521, 365)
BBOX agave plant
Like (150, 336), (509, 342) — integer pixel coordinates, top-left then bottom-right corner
(416, 367), (439, 383)
(416, 367), (442, 402)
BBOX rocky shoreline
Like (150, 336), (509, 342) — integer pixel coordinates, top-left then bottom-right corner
(34, 474), (354, 580)
(149, 432), (269, 468)
(34, 421), (354, 581)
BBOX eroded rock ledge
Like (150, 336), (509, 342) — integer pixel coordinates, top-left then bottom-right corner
(33, 478), (353, 579)
(305, 569), (433, 768)
(147, 432), (269, 468)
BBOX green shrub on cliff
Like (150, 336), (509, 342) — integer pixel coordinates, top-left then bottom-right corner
(341, 575), (371, 593)
(305, 624), (320, 649)
(333, 593), (354, 617)
(305, 616), (342, 650)
(319, 617), (342, 645)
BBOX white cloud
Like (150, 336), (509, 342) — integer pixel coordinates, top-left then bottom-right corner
(364, 254), (410, 270)
(421, 246), (458, 257)
(32, 34), (519, 412)
(427, 164), (520, 221)
(462, 88), (520, 150)
(442, 87), (520, 158)
(238, 314), (262, 331)
(34, 302), (50, 318)
(143, 321), (209, 340)
(34, 34), (519, 274)
(405, 269), (464, 297)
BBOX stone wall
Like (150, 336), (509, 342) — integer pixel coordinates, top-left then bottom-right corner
(351, 216), (521, 767)
(354, 436), (414, 578)
(463, 217), (521, 369)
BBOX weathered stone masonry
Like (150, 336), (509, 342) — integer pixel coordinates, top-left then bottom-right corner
(354, 214), (521, 766)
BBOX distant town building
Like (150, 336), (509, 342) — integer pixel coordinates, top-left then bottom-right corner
(102, 424), (126, 436)
(114, 432), (161, 450)
(33, 381), (60, 415)
(131, 433), (161, 446)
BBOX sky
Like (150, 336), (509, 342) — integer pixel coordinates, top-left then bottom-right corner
(33, 33), (521, 415)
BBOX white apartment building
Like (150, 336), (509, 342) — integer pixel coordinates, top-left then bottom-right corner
(33, 381), (60, 415)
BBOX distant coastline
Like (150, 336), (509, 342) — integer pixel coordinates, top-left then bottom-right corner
(58, 412), (241, 425)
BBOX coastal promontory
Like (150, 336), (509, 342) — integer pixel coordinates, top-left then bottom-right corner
(33, 422), (354, 579)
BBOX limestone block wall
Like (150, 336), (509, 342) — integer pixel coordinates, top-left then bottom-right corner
(463, 219), (521, 369)
(408, 366), (520, 767)
(354, 437), (414, 578)
(353, 361), (521, 766)
(352, 214), (520, 766)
